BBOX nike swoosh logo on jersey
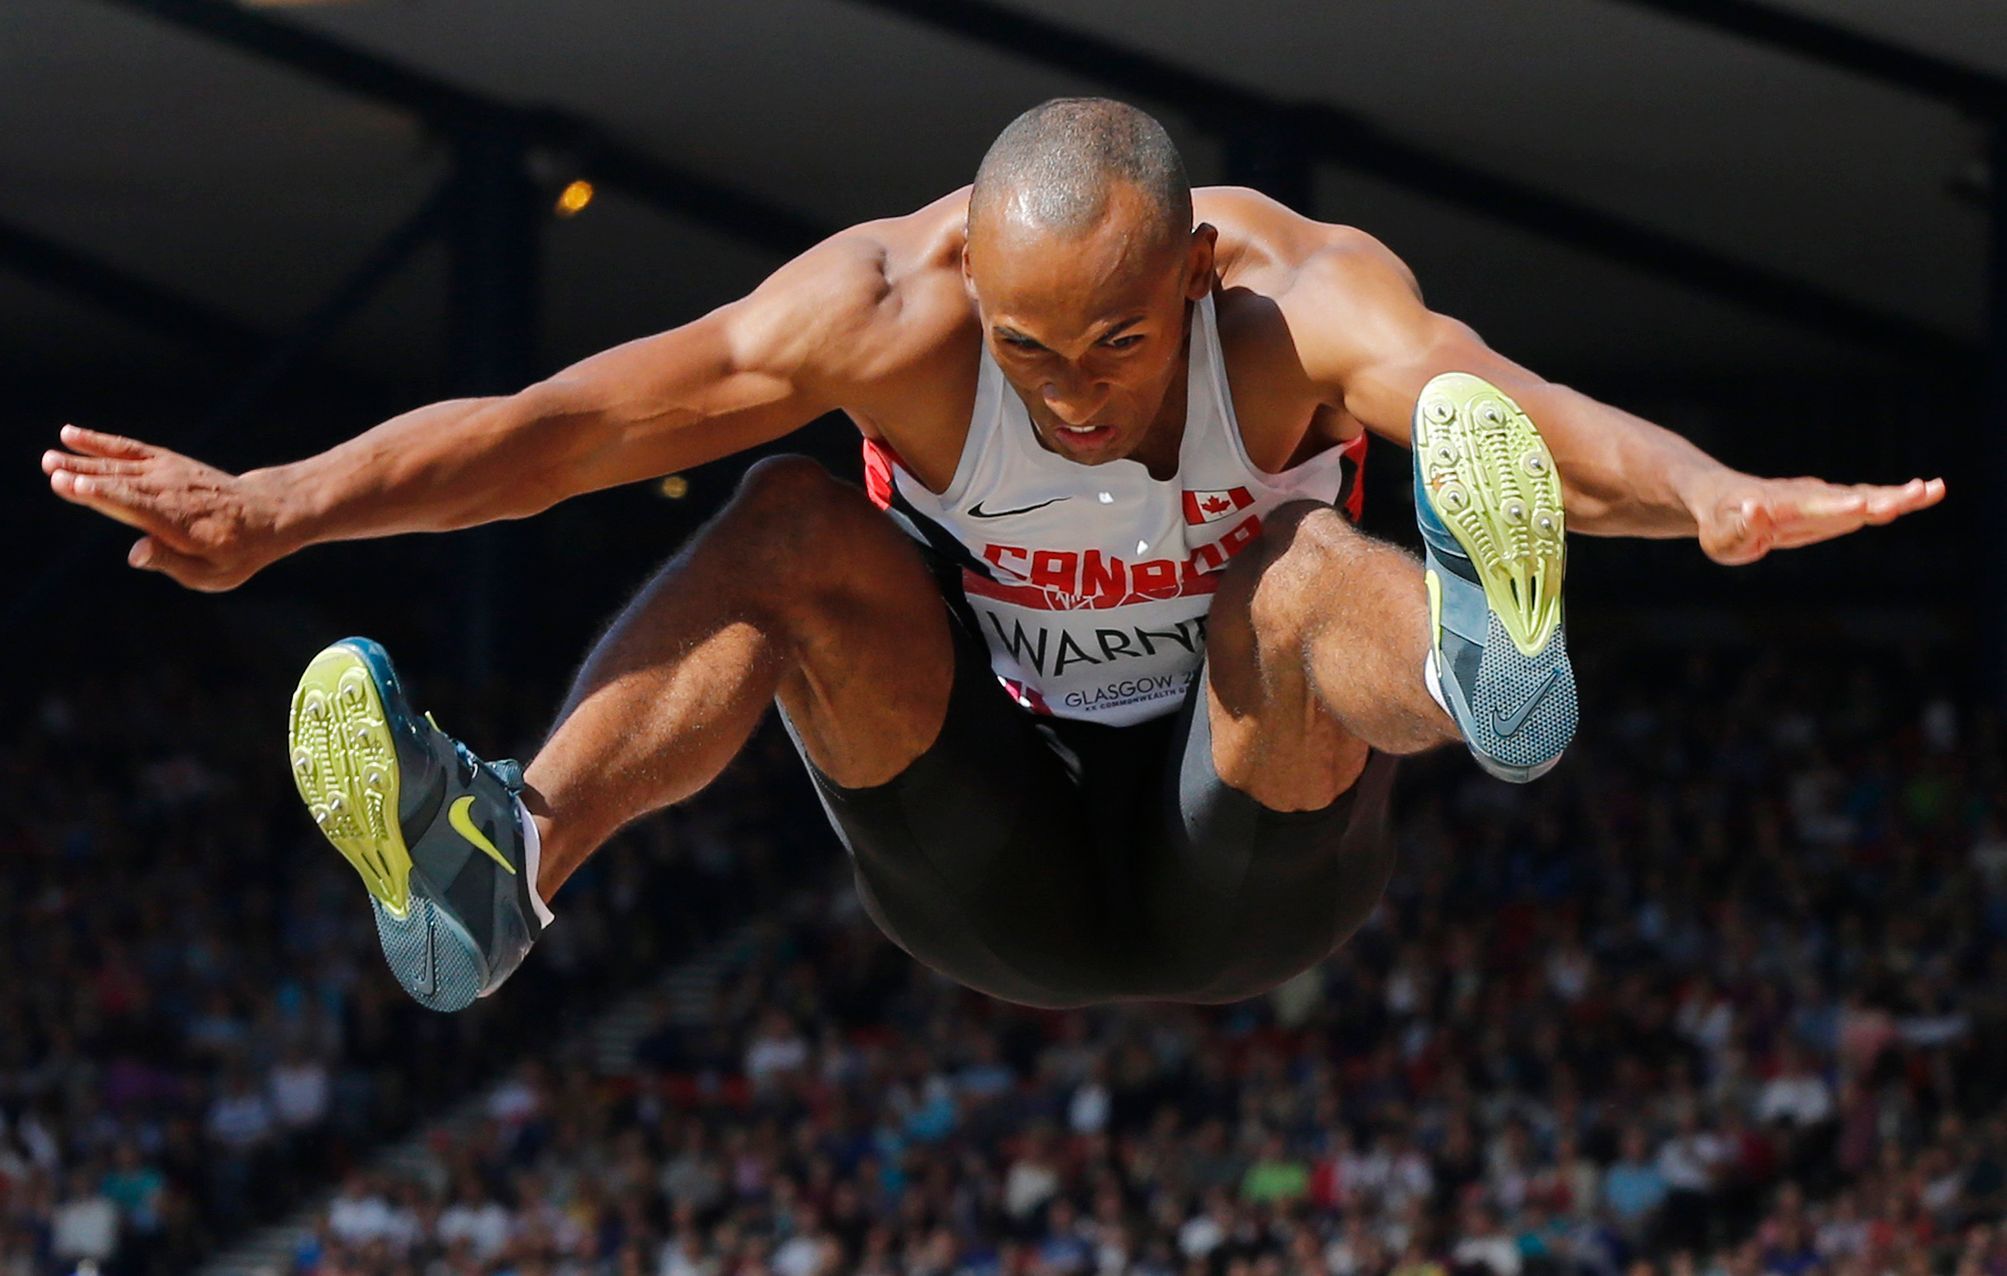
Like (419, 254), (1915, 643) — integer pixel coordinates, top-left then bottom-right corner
(967, 497), (1069, 519)
(1492, 668), (1561, 737)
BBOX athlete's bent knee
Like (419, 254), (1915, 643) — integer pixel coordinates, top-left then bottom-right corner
(715, 455), (883, 576)
(710, 453), (940, 639)
(729, 454), (856, 521)
(1262, 502), (1367, 570)
(1217, 502), (1367, 647)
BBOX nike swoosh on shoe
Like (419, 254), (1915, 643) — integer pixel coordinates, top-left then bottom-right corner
(1491, 667), (1561, 737)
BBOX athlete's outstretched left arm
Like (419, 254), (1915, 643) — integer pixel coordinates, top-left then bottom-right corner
(1290, 232), (1945, 565)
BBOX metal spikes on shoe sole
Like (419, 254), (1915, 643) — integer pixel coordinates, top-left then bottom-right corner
(1415, 372), (1577, 781)
(288, 644), (413, 917)
(288, 644), (487, 1012)
(1413, 372), (1566, 655)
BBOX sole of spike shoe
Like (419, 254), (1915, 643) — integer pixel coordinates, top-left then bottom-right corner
(288, 643), (415, 918)
(1413, 372), (1566, 658)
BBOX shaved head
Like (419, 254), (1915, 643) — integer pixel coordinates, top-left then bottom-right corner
(968, 98), (1191, 249)
(960, 98), (1214, 470)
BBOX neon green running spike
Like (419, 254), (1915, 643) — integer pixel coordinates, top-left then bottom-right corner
(289, 645), (414, 918)
(1412, 372), (1577, 783)
(1412, 372), (1565, 657)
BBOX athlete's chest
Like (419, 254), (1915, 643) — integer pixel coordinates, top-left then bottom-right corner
(855, 291), (1352, 494)
(882, 291), (1366, 598)
(860, 299), (1367, 727)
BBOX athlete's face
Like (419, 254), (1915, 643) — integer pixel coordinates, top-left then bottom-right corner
(964, 183), (1216, 466)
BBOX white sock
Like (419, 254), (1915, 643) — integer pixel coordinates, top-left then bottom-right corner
(515, 794), (557, 930)
(1423, 649), (1451, 717)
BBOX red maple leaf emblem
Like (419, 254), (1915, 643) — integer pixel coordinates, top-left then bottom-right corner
(1201, 495), (1232, 515)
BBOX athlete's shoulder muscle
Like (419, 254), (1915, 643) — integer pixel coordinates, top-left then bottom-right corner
(1199, 186), (1352, 280)
(1218, 194), (1500, 439)
(731, 189), (974, 408)
(1197, 186), (1418, 300)
(510, 191), (975, 487)
(1208, 190), (1471, 402)
(1197, 188), (1433, 397)
(1198, 186), (1499, 454)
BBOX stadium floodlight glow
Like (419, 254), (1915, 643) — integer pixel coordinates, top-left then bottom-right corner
(554, 180), (595, 218)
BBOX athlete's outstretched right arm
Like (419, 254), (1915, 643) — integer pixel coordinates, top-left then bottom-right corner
(41, 235), (897, 591)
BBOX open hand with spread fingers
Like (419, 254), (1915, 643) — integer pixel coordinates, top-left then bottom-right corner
(1692, 473), (1946, 566)
(41, 424), (293, 592)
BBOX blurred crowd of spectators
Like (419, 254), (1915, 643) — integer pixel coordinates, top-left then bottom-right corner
(0, 663), (813, 1276)
(282, 650), (2007, 1276)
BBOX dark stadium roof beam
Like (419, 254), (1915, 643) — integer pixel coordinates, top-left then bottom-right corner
(0, 214), (269, 362)
(534, 112), (832, 255)
(844, 0), (1974, 363)
(3, 182), (450, 627)
(204, 176), (453, 434)
(1594, 0), (2006, 697)
(1603, 0), (2007, 113)
(93, 0), (834, 257)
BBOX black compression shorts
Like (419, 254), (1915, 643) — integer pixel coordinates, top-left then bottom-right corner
(779, 571), (1398, 1009)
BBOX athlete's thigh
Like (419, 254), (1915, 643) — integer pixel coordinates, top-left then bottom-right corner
(1139, 666), (1399, 1003)
(737, 456), (964, 790)
(782, 602), (1130, 1008)
(1200, 501), (1371, 811)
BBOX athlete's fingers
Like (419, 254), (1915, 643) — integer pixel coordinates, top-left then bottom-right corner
(1709, 476), (1945, 564)
(1771, 483), (1868, 525)
(1772, 521), (1863, 550)
(41, 449), (146, 478)
(47, 470), (180, 539)
(1861, 476), (1945, 523)
(1854, 480), (1916, 526)
(58, 423), (158, 461)
(1768, 477), (1945, 545)
(1763, 487), (1866, 544)
(129, 537), (232, 592)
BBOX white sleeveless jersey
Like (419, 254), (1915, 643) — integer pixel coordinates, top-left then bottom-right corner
(863, 292), (1366, 727)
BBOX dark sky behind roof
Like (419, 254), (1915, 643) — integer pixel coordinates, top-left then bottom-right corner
(3, 0), (1995, 388)
(1, 0), (1981, 665)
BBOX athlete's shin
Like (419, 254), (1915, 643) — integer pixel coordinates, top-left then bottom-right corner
(521, 520), (794, 899)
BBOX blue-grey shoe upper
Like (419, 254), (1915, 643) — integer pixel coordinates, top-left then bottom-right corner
(1411, 445), (1577, 784)
(338, 637), (543, 999)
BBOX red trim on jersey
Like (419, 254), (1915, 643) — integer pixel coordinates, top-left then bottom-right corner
(961, 565), (1223, 612)
(860, 438), (900, 510)
(996, 677), (1053, 714)
(1339, 432), (1368, 522)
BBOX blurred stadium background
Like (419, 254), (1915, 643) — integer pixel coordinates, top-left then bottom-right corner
(2, 1), (2001, 1272)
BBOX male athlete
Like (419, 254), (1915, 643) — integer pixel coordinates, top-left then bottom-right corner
(44, 100), (1942, 1012)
